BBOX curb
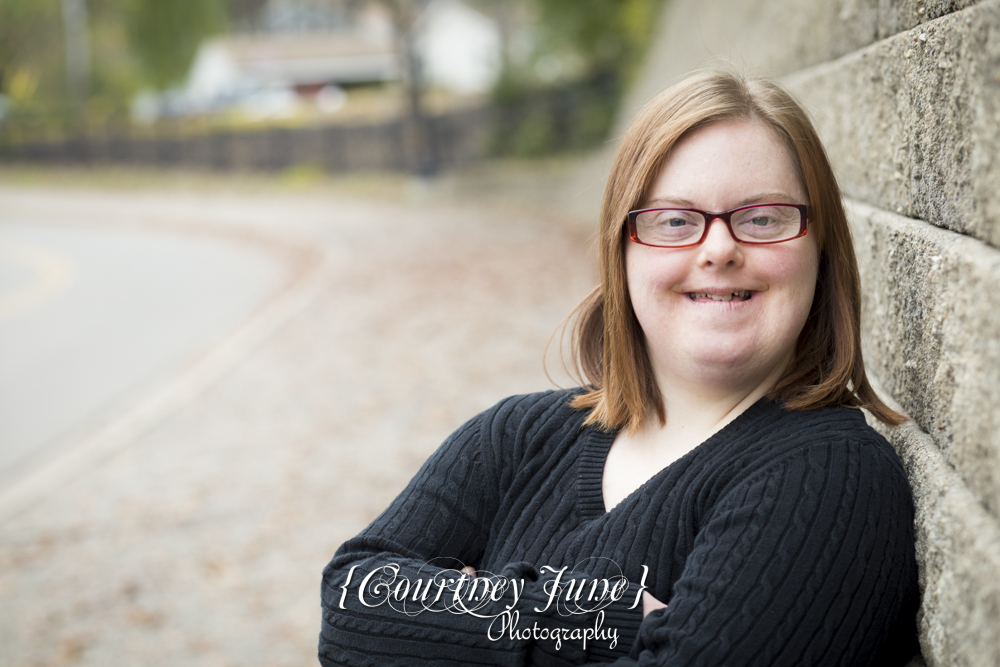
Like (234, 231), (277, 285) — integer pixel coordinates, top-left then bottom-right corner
(0, 248), (335, 523)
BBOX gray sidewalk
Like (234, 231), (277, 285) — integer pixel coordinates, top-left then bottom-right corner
(0, 170), (597, 667)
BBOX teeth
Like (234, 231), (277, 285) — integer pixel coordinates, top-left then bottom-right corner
(688, 291), (752, 301)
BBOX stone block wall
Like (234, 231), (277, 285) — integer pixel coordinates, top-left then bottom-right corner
(617, 1), (1000, 664)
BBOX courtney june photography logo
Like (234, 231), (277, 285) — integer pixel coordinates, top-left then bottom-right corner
(335, 559), (650, 651)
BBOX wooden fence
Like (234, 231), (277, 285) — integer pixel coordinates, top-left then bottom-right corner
(0, 107), (493, 173)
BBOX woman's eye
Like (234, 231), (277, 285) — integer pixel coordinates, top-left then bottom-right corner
(650, 212), (697, 227)
(635, 210), (701, 243)
(750, 216), (775, 226)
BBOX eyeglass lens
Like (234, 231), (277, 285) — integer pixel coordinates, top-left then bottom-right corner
(634, 205), (802, 246)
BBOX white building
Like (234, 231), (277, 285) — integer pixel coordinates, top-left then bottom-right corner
(186, 31), (399, 100)
(133, 0), (501, 121)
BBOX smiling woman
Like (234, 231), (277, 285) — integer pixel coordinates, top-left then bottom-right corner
(319, 69), (919, 666)
(635, 121), (817, 395)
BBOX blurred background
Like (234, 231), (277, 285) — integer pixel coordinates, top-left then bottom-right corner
(0, 0), (665, 169)
(4, 1), (998, 665)
(0, 1), (667, 666)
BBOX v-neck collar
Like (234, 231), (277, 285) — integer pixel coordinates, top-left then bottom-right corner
(575, 396), (780, 520)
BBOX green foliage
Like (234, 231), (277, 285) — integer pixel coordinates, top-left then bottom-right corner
(0, 0), (228, 125)
(491, 73), (619, 158)
(122, 0), (227, 90)
(0, 0), (63, 102)
(533, 0), (663, 85)
(489, 0), (667, 157)
(0, 0), (60, 69)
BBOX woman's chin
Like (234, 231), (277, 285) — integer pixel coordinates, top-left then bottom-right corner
(668, 344), (783, 389)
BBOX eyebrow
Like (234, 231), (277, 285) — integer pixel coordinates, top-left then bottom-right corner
(643, 192), (797, 209)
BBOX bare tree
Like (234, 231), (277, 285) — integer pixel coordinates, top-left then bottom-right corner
(61, 0), (91, 100)
(379, 0), (435, 175)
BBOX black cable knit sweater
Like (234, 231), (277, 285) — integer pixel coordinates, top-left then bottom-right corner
(319, 391), (919, 666)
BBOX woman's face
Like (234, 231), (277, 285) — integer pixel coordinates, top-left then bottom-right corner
(626, 119), (819, 392)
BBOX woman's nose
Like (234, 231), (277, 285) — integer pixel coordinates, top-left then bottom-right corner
(697, 217), (744, 268)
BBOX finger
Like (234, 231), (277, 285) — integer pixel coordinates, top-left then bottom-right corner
(642, 591), (668, 618)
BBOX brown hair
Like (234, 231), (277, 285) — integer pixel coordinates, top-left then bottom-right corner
(568, 68), (904, 432)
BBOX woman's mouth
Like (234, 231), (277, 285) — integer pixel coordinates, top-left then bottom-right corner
(686, 291), (754, 302)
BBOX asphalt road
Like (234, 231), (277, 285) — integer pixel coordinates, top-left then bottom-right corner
(0, 173), (596, 667)
(0, 220), (288, 487)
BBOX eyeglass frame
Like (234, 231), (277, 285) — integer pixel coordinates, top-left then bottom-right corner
(626, 203), (809, 248)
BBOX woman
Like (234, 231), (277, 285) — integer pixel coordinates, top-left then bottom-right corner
(319, 69), (919, 666)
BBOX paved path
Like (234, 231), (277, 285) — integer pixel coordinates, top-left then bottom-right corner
(0, 221), (288, 486)
(0, 177), (595, 667)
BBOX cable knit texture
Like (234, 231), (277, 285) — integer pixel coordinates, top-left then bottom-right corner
(319, 390), (919, 666)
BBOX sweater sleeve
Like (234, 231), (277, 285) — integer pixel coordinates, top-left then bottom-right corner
(603, 438), (919, 667)
(319, 399), (519, 666)
(319, 396), (644, 667)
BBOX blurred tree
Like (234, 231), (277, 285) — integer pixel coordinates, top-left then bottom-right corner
(372, 0), (435, 174)
(0, 0), (63, 105)
(122, 0), (227, 90)
(485, 0), (666, 157)
(61, 0), (92, 99)
(532, 0), (662, 86)
(85, 0), (145, 116)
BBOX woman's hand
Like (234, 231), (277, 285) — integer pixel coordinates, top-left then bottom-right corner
(461, 566), (477, 577)
(642, 591), (668, 618)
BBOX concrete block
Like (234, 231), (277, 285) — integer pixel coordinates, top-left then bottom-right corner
(877, 0), (985, 37)
(865, 407), (1000, 667)
(609, 0), (1000, 662)
(785, 0), (1000, 247)
(618, 0), (983, 138)
(848, 199), (1000, 521)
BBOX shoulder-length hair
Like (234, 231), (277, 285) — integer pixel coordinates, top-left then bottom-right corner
(568, 68), (904, 432)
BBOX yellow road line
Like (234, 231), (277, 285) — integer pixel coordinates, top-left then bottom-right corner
(0, 240), (75, 322)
